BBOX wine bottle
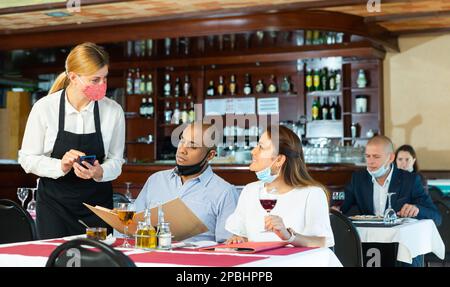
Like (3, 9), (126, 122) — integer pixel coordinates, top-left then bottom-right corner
(206, 80), (215, 97)
(163, 74), (171, 98)
(217, 76), (225, 96)
(243, 74), (252, 96)
(229, 74), (237, 96)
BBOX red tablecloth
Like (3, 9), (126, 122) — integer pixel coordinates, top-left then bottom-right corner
(129, 251), (268, 267)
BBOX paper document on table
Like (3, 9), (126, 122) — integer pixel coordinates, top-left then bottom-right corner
(84, 197), (208, 241)
(199, 241), (288, 253)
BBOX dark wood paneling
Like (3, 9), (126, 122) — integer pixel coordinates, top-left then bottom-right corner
(0, 10), (398, 51)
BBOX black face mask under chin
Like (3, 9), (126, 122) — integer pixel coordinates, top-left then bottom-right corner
(175, 151), (211, 176)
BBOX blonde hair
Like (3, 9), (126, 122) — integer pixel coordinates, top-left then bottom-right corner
(49, 42), (109, 94)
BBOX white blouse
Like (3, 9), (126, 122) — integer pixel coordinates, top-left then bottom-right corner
(18, 89), (125, 182)
(225, 181), (335, 247)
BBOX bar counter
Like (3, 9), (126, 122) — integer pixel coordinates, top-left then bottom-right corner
(0, 161), (364, 204)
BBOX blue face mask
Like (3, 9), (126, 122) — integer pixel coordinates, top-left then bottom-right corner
(367, 158), (392, 179)
(255, 159), (279, 184)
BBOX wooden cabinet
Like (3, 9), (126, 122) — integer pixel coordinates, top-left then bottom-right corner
(117, 30), (385, 162)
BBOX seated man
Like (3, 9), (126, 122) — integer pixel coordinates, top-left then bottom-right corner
(134, 123), (239, 243)
(338, 135), (441, 267)
(340, 135), (441, 226)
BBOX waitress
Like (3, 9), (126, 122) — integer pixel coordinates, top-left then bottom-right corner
(18, 42), (125, 239)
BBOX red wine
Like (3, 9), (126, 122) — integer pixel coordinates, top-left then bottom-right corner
(260, 199), (277, 212)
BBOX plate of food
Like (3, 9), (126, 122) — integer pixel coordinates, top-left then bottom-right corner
(348, 215), (384, 222)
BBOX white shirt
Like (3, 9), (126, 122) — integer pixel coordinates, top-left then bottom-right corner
(372, 166), (394, 217)
(225, 181), (335, 247)
(18, 89), (125, 182)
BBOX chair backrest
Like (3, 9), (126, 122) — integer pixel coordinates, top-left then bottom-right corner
(329, 208), (364, 267)
(0, 199), (37, 244)
(435, 199), (450, 255)
(428, 185), (444, 203)
(113, 192), (130, 205)
(46, 238), (136, 267)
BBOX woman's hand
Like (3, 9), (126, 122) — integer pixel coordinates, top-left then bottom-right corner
(264, 215), (291, 241)
(73, 160), (103, 181)
(61, 149), (85, 174)
(225, 235), (248, 244)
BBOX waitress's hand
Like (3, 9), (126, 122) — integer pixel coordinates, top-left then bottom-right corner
(73, 160), (103, 181)
(265, 215), (291, 241)
(61, 149), (85, 174)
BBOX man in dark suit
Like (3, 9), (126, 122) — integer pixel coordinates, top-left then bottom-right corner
(336, 135), (441, 267)
(339, 136), (440, 225)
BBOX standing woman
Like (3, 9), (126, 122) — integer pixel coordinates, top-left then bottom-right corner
(19, 42), (125, 239)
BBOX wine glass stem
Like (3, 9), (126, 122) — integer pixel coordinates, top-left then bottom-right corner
(124, 225), (128, 245)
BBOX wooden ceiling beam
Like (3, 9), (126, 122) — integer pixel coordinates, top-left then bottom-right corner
(365, 10), (450, 23)
(0, 9), (398, 52)
(0, 0), (127, 15)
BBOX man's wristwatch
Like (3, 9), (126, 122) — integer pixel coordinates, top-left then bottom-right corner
(285, 228), (296, 243)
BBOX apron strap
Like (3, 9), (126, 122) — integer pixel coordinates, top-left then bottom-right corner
(93, 101), (106, 159)
(58, 89), (66, 132)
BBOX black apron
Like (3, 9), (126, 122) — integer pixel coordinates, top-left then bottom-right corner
(36, 89), (113, 239)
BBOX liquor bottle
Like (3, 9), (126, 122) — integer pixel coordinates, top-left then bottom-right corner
(229, 74), (237, 96)
(140, 40), (146, 57)
(134, 69), (141, 95)
(280, 76), (291, 93)
(174, 77), (181, 98)
(134, 40), (142, 57)
(312, 30), (320, 45)
(321, 68), (328, 91)
(206, 80), (215, 97)
(172, 101), (180, 125)
(146, 74), (153, 96)
(267, 75), (277, 94)
(335, 69), (342, 91)
(163, 74), (171, 98)
(164, 102), (172, 124)
(180, 102), (189, 124)
(335, 97), (342, 120)
(146, 39), (153, 57)
(139, 73), (146, 94)
(328, 70), (336, 91)
(243, 74), (252, 96)
(183, 37), (190, 55)
(255, 79), (265, 93)
(164, 38), (171, 56)
(305, 30), (312, 45)
(217, 76), (225, 96)
(126, 41), (133, 57)
(147, 97), (154, 118)
(188, 101), (195, 123)
(183, 75), (192, 99)
(126, 69), (134, 94)
(322, 97), (330, 120)
(305, 68), (313, 92)
(312, 97), (320, 121)
(139, 98), (147, 117)
(330, 97), (337, 120)
(313, 69), (320, 91)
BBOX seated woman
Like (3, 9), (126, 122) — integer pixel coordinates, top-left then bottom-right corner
(395, 144), (428, 194)
(225, 125), (334, 248)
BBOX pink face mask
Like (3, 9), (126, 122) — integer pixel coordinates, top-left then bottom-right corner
(78, 76), (107, 101)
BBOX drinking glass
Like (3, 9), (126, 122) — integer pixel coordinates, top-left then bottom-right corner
(117, 202), (136, 248)
(259, 187), (279, 233)
(17, 188), (29, 208)
(383, 193), (397, 225)
(124, 182), (133, 202)
(27, 188), (37, 212)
